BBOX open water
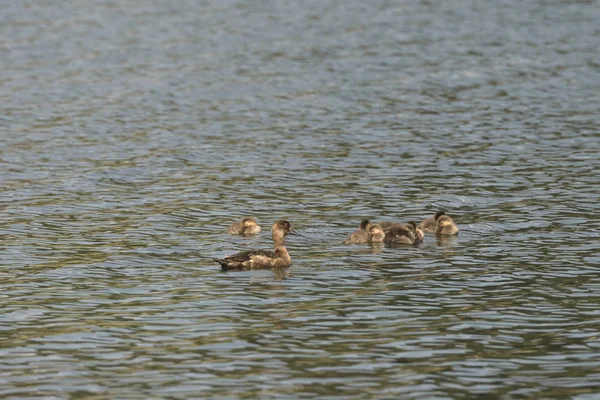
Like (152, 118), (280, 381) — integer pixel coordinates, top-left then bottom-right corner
(1, 0), (600, 398)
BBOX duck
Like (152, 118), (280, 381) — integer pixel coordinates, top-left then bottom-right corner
(419, 211), (446, 233)
(435, 214), (459, 235)
(215, 220), (292, 270)
(344, 219), (371, 244)
(383, 221), (423, 245)
(227, 217), (261, 235)
(406, 221), (424, 243)
(383, 224), (415, 244)
(368, 223), (386, 243)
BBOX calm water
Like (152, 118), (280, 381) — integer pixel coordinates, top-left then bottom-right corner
(2, 0), (600, 398)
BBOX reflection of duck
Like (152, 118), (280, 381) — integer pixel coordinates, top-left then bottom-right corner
(436, 235), (458, 248)
(419, 211), (446, 233)
(435, 215), (459, 235)
(215, 220), (291, 270)
(227, 217), (261, 235)
(344, 219), (371, 244)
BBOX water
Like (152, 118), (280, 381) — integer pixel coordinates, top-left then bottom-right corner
(2, 0), (600, 398)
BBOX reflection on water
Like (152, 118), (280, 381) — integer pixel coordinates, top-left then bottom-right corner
(2, 0), (600, 398)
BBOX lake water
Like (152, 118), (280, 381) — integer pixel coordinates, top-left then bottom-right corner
(2, 0), (600, 398)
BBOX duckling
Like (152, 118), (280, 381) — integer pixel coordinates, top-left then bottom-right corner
(227, 217), (261, 235)
(344, 219), (371, 244)
(383, 224), (417, 245)
(435, 215), (459, 235)
(405, 221), (424, 243)
(377, 220), (423, 243)
(378, 220), (421, 235)
(215, 220), (292, 270)
(419, 211), (446, 233)
(368, 223), (386, 243)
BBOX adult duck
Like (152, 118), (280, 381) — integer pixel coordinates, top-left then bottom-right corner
(215, 220), (292, 270)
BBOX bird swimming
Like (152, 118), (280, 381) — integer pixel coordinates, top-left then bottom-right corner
(227, 217), (262, 235)
(344, 219), (371, 244)
(368, 223), (386, 243)
(419, 211), (446, 233)
(406, 221), (424, 243)
(215, 220), (292, 270)
(435, 215), (459, 235)
(383, 221), (423, 245)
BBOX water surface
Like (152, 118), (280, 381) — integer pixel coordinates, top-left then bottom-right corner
(2, 0), (600, 398)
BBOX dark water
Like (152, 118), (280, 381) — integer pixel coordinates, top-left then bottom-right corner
(2, 0), (600, 398)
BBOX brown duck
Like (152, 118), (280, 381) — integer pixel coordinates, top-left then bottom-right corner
(227, 217), (262, 235)
(215, 220), (291, 270)
(384, 221), (423, 245)
(419, 211), (446, 233)
(344, 219), (371, 244)
(368, 224), (386, 243)
(435, 215), (459, 235)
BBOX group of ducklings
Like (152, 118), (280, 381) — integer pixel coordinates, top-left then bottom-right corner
(214, 212), (458, 271)
(344, 211), (458, 245)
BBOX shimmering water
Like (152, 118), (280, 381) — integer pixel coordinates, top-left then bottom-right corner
(2, 0), (600, 398)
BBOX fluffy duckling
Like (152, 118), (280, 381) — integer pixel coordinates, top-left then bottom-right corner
(227, 217), (262, 235)
(435, 215), (459, 236)
(383, 224), (416, 244)
(419, 211), (446, 233)
(368, 224), (386, 243)
(383, 222), (424, 245)
(405, 221), (424, 244)
(344, 219), (371, 244)
(215, 220), (291, 270)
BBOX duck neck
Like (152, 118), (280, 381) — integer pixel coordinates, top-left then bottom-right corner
(275, 245), (291, 263)
(272, 231), (286, 249)
(272, 231), (290, 262)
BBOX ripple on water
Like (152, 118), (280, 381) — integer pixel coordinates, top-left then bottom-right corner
(2, 0), (600, 398)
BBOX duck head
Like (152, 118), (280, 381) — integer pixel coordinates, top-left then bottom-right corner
(436, 215), (453, 227)
(242, 217), (259, 229)
(272, 220), (292, 240)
